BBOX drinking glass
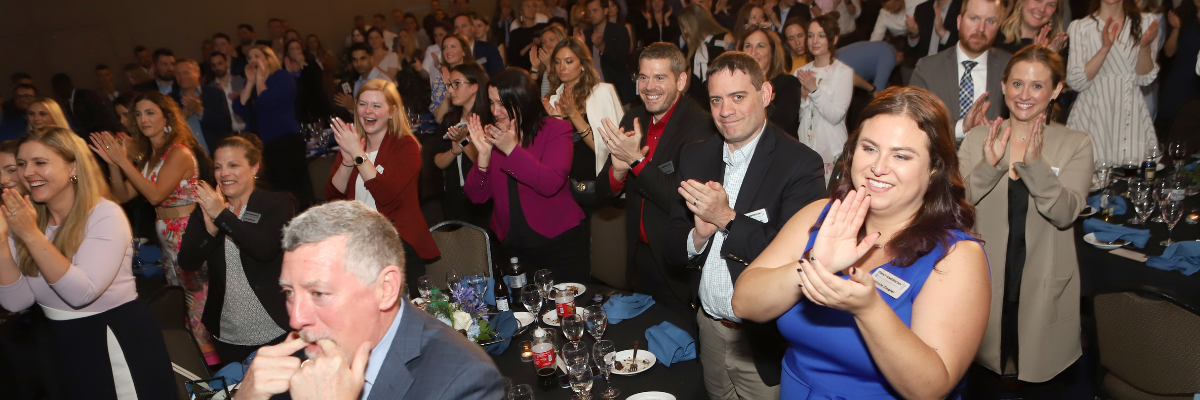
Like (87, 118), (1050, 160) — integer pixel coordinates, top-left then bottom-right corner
(1095, 161), (1112, 191)
(535, 269), (554, 298)
(562, 314), (586, 343)
(1131, 191), (1155, 227)
(568, 361), (594, 399)
(584, 305), (607, 340)
(1169, 141), (1188, 171)
(522, 284), (543, 318)
(510, 383), (534, 400)
(466, 275), (487, 303)
(1122, 154), (1140, 182)
(416, 275), (434, 300)
(1161, 200), (1184, 246)
(561, 341), (590, 366)
(446, 269), (463, 291)
(1146, 138), (1163, 161)
(1127, 180), (1151, 224)
(592, 340), (619, 399)
(1152, 178), (1171, 222)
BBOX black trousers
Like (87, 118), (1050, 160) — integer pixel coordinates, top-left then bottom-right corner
(633, 242), (692, 309)
(262, 135), (312, 209)
(503, 225), (591, 285)
(402, 239), (427, 298)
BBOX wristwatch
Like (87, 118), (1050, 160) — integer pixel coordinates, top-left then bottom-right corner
(718, 216), (735, 235)
(628, 156), (645, 169)
(354, 155), (366, 166)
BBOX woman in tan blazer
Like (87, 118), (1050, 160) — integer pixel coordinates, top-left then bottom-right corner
(958, 45), (1094, 387)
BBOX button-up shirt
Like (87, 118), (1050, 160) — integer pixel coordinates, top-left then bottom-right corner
(180, 87), (210, 154)
(354, 68), (394, 98)
(954, 44), (988, 139)
(687, 122), (766, 322)
(360, 304), (404, 400)
(156, 79), (174, 95)
(608, 99), (679, 243)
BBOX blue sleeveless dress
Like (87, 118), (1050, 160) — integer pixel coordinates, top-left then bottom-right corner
(777, 204), (979, 399)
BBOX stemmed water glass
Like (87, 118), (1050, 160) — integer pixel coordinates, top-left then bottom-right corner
(593, 340), (619, 399)
(416, 275), (434, 300)
(562, 314), (586, 343)
(446, 269), (463, 292)
(1169, 141), (1188, 171)
(1161, 200), (1184, 246)
(584, 305), (607, 340)
(509, 384), (534, 400)
(1152, 178), (1171, 222)
(1095, 161), (1112, 191)
(522, 284), (543, 319)
(561, 341), (590, 366)
(465, 275), (487, 303)
(1127, 180), (1151, 224)
(568, 360), (594, 399)
(1131, 191), (1156, 227)
(535, 269), (554, 298)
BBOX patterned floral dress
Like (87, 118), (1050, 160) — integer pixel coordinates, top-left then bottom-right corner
(142, 144), (217, 363)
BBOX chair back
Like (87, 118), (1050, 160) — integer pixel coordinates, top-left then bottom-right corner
(308, 154), (335, 203)
(426, 221), (492, 288)
(162, 329), (211, 400)
(590, 205), (630, 289)
(1094, 289), (1200, 399)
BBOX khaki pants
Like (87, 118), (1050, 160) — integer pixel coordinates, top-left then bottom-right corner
(696, 309), (780, 400)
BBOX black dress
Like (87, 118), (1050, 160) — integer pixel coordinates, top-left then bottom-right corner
(503, 176), (591, 283)
(686, 35), (729, 111)
(632, 12), (682, 48)
(1000, 177), (1029, 374)
(292, 61), (333, 124)
(507, 22), (549, 70)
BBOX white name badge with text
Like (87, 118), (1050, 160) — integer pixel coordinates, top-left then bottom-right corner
(872, 268), (911, 299)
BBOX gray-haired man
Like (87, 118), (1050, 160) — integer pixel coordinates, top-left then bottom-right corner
(236, 201), (502, 400)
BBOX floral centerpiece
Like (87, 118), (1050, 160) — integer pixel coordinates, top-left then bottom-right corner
(425, 284), (497, 344)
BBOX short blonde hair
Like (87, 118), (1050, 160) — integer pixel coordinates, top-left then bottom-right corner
(354, 79), (416, 144)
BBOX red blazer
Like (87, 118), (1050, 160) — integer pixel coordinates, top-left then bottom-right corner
(325, 134), (440, 259)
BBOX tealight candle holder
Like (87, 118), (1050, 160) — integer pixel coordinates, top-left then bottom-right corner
(520, 340), (533, 362)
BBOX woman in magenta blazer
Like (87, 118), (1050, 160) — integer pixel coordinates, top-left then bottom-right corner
(465, 68), (589, 283)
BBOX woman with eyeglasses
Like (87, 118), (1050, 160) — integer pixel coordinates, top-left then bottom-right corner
(430, 64), (494, 227)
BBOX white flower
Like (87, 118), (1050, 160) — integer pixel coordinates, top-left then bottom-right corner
(452, 310), (473, 330)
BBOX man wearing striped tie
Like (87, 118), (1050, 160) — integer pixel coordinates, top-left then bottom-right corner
(909, 0), (1011, 145)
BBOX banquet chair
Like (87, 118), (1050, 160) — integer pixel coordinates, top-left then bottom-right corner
(307, 154), (335, 203)
(1093, 288), (1200, 400)
(146, 286), (211, 399)
(426, 221), (492, 288)
(590, 205), (630, 289)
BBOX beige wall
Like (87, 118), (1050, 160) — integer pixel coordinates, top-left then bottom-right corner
(0, 0), (490, 97)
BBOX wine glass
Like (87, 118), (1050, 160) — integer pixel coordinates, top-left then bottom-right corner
(561, 341), (590, 366)
(535, 269), (554, 298)
(1152, 178), (1170, 222)
(522, 284), (543, 318)
(1121, 153), (1140, 182)
(1095, 160), (1112, 191)
(446, 269), (463, 292)
(466, 275), (487, 303)
(1161, 200), (1184, 246)
(510, 384), (534, 400)
(568, 360), (594, 399)
(1146, 138), (1163, 161)
(562, 314), (586, 343)
(1169, 141), (1188, 171)
(593, 340), (619, 399)
(1131, 191), (1155, 227)
(416, 275), (434, 300)
(584, 305), (607, 340)
(1127, 180), (1151, 224)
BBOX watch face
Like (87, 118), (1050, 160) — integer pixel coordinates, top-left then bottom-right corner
(355, 156), (365, 165)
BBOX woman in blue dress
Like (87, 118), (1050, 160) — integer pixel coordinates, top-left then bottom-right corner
(731, 86), (992, 399)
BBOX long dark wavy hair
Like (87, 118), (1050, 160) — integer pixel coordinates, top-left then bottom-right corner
(490, 68), (547, 148)
(1087, 0), (1143, 46)
(443, 63), (494, 127)
(816, 86), (976, 267)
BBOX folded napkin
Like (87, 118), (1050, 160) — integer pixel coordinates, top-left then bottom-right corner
(645, 321), (696, 367)
(1083, 218), (1150, 248)
(1146, 241), (1200, 276)
(484, 277), (496, 306)
(1087, 195), (1127, 216)
(604, 293), (655, 324)
(483, 310), (519, 355)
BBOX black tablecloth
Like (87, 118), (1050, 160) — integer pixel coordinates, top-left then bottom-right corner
(490, 284), (704, 400)
(1075, 185), (1200, 309)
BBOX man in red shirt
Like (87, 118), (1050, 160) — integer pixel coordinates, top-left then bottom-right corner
(596, 43), (717, 309)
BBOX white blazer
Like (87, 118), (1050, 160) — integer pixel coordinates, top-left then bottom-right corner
(549, 82), (623, 176)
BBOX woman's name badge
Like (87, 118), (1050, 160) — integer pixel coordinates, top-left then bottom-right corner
(242, 212), (262, 224)
(871, 268), (910, 299)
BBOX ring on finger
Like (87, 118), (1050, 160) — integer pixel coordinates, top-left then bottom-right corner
(301, 359), (311, 368)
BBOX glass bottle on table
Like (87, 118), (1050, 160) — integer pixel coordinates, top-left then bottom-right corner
(507, 257), (527, 293)
(493, 264), (510, 311)
(1144, 139), (1162, 181)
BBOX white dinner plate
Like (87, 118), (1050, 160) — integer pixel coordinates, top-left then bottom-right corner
(1084, 233), (1129, 250)
(553, 283), (587, 297)
(541, 307), (590, 327)
(513, 312), (535, 328)
(626, 392), (676, 400)
(611, 349), (657, 376)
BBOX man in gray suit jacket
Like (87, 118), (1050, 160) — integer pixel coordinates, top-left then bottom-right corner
(236, 201), (503, 400)
(910, 0), (1011, 142)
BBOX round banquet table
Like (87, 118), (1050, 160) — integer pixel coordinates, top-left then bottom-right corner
(490, 284), (705, 400)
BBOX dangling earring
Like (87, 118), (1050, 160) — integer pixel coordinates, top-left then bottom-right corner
(165, 125), (172, 134)
(70, 175), (78, 184)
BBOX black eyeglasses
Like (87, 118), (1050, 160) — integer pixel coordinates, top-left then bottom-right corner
(744, 22), (775, 30)
(448, 80), (469, 90)
(14, 94), (35, 100)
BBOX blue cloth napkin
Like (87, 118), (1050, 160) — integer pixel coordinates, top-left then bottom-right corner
(1087, 195), (1127, 216)
(211, 349), (255, 390)
(1082, 218), (1151, 248)
(604, 293), (655, 324)
(1146, 241), (1200, 276)
(645, 321), (695, 367)
(483, 310), (518, 355)
(484, 277), (495, 306)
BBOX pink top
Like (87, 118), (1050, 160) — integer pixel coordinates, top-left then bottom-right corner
(0, 199), (136, 313)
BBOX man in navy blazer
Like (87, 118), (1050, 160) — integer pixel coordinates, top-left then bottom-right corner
(236, 201), (503, 400)
(453, 13), (504, 74)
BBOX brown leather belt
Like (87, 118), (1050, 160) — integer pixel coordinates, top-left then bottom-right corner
(704, 310), (742, 330)
(155, 204), (196, 220)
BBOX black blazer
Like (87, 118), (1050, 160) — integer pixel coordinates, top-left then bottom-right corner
(132, 79), (173, 94)
(772, 3), (813, 27)
(585, 21), (635, 105)
(177, 189), (295, 336)
(911, 0), (962, 59)
(766, 74), (802, 138)
(171, 85), (234, 149)
(472, 40), (505, 75)
(65, 88), (120, 134)
(663, 121), (827, 386)
(596, 97), (717, 298)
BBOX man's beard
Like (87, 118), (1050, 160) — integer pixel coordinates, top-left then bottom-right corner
(962, 32), (993, 54)
(213, 69), (227, 78)
(642, 89), (677, 114)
